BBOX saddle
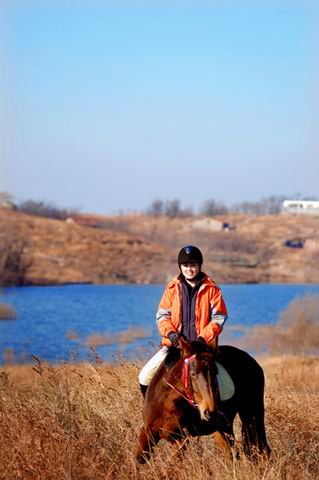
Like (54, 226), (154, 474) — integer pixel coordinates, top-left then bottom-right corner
(216, 362), (235, 401)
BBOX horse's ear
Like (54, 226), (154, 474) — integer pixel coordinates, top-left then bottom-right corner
(177, 335), (194, 356)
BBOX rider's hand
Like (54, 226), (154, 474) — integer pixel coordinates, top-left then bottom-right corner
(196, 336), (206, 343)
(168, 331), (179, 346)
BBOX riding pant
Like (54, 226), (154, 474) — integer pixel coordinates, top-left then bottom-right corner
(138, 347), (169, 386)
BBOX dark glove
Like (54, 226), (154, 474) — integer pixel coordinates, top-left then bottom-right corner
(168, 331), (179, 346)
(196, 336), (206, 343)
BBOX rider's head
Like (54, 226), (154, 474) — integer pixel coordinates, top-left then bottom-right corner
(177, 245), (203, 268)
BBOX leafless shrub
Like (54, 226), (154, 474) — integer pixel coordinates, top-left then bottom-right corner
(269, 294), (319, 355)
(18, 199), (79, 220)
(200, 198), (229, 216)
(237, 294), (319, 355)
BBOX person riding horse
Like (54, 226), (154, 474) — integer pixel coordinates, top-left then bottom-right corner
(137, 337), (271, 463)
(139, 245), (228, 396)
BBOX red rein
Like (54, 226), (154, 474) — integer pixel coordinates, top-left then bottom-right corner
(182, 354), (197, 407)
(165, 352), (214, 409)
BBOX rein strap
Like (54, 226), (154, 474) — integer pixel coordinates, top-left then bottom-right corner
(164, 354), (198, 408)
(182, 354), (197, 406)
(164, 379), (198, 407)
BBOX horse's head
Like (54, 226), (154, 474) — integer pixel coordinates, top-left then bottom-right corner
(177, 336), (219, 421)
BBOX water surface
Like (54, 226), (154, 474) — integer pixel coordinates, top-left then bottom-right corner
(1, 283), (319, 363)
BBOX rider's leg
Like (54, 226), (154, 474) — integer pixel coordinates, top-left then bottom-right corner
(138, 346), (169, 397)
(140, 384), (148, 398)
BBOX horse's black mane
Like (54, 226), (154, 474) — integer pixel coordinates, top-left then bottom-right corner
(164, 339), (214, 369)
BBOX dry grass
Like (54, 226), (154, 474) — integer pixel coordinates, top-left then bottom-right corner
(0, 302), (16, 320)
(232, 294), (319, 356)
(0, 353), (318, 480)
(86, 327), (150, 347)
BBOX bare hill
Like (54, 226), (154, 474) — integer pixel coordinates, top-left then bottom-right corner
(1, 208), (319, 286)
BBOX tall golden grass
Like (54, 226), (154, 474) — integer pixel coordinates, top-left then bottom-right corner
(0, 353), (318, 480)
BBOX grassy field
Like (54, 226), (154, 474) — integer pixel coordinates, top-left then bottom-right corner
(0, 353), (318, 480)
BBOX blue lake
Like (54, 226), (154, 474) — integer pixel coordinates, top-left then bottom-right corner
(1, 283), (319, 364)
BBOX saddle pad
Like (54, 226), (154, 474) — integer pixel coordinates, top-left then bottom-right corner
(216, 362), (235, 401)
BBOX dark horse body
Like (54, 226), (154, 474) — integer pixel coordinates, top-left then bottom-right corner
(137, 339), (270, 462)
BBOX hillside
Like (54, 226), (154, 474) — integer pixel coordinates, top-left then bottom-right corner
(1, 208), (319, 286)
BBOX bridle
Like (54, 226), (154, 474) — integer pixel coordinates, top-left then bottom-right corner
(164, 350), (237, 443)
(164, 352), (217, 409)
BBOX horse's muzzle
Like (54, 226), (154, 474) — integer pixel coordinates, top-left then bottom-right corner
(198, 401), (214, 421)
(209, 410), (231, 429)
(197, 391), (215, 421)
(202, 408), (212, 421)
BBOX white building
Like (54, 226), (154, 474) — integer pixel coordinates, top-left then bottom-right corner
(282, 200), (319, 215)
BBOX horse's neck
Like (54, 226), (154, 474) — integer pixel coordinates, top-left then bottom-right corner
(165, 357), (184, 386)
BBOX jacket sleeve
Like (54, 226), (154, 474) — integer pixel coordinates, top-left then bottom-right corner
(201, 288), (228, 344)
(156, 286), (176, 338)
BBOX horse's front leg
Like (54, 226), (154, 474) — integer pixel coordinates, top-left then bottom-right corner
(158, 411), (187, 459)
(213, 430), (234, 463)
(136, 424), (160, 464)
(167, 431), (189, 460)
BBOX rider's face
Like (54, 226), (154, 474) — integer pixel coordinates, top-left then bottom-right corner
(180, 263), (200, 280)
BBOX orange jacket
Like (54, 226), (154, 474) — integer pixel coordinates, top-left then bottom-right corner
(156, 274), (228, 347)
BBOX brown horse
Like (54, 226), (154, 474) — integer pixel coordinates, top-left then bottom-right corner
(136, 337), (270, 463)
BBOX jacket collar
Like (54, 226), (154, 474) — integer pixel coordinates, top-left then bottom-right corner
(168, 273), (216, 289)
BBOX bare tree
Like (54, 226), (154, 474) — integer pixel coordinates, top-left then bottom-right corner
(200, 198), (228, 216)
(164, 199), (182, 218)
(164, 199), (193, 218)
(231, 196), (286, 215)
(146, 199), (164, 216)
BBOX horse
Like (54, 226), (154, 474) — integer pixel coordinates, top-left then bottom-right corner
(136, 336), (270, 463)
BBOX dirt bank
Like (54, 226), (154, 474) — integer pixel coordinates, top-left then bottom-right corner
(1, 208), (318, 286)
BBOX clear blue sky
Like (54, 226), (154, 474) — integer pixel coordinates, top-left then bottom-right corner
(1, 1), (318, 213)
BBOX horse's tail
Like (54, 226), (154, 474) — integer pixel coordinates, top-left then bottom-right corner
(237, 361), (271, 457)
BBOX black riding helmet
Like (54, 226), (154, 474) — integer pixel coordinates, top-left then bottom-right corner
(177, 245), (203, 266)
